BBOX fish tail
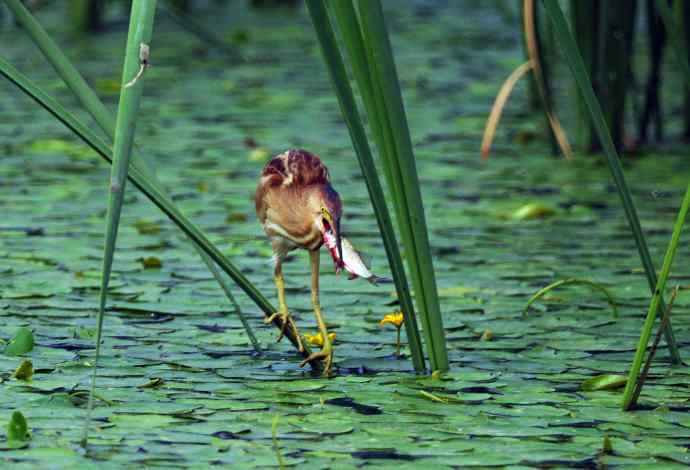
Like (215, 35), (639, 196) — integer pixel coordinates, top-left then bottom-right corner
(369, 275), (393, 285)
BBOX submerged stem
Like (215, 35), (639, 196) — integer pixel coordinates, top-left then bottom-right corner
(523, 278), (618, 318)
(629, 286), (679, 407)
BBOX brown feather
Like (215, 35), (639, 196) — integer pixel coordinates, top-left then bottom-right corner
(255, 149), (337, 255)
(262, 149), (330, 187)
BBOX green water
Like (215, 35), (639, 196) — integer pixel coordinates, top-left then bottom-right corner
(1, 2), (690, 468)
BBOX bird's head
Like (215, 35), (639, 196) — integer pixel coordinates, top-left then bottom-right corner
(317, 185), (344, 269)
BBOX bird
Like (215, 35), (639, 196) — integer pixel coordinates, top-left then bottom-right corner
(255, 149), (344, 375)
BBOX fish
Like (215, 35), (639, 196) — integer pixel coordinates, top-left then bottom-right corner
(323, 231), (392, 285)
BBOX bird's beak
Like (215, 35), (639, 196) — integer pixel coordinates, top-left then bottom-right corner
(334, 218), (344, 271)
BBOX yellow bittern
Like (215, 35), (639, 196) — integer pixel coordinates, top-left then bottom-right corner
(255, 149), (344, 375)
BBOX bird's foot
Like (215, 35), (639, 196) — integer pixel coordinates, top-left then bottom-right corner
(299, 340), (333, 377)
(265, 311), (304, 352)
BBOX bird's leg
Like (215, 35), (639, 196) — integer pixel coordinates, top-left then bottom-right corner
(300, 250), (333, 375)
(265, 258), (304, 352)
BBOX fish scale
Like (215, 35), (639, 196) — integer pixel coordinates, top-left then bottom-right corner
(323, 231), (391, 285)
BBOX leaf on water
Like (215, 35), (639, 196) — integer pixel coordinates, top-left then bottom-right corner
(437, 286), (475, 297)
(12, 359), (33, 381)
(134, 219), (161, 235)
(71, 326), (97, 340)
(602, 435), (613, 454)
(138, 377), (165, 389)
(226, 212), (248, 223)
(248, 147), (270, 162)
(455, 392), (493, 404)
(24, 138), (93, 159)
(420, 390), (449, 403)
(140, 257), (163, 269)
(4, 327), (35, 356)
(581, 375), (628, 391)
(480, 330), (493, 341)
(510, 203), (556, 220)
(7, 411), (30, 443)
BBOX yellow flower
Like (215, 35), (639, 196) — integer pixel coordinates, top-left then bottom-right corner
(304, 332), (336, 347)
(379, 312), (404, 328)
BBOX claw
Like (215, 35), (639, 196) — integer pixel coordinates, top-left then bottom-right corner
(299, 340), (333, 376)
(265, 311), (304, 352)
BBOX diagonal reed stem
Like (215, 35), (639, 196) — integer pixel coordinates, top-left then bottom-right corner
(621, 183), (690, 410)
(0, 58), (317, 368)
(3, 0), (260, 353)
(523, 278), (618, 318)
(542, 0), (681, 364)
(629, 286), (679, 408)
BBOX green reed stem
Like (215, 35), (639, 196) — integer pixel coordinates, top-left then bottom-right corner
(82, 0), (157, 447)
(306, 0), (425, 372)
(0, 58), (316, 368)
(324, 0), (426, 371)
(353, 0), (448, 372)
(630, 286), (679, 407)
(656, 0), (690, 83)
(3, 0), (260, 353)
(569, 0), (596, 151)
(542, 0), (681, 364)
(621, 183), (690, 410)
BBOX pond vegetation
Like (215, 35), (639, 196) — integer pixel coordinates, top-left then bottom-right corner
(1, 0), (690, 467)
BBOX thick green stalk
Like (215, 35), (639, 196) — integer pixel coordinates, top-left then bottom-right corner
(657, 0), (690, 83)
(683, 0), (690, 140)
(542, 0), (681, 364)
(621, 181), (690, 410)
(4, 0), (259, 352)
(306, 0), (425, 372)
(570, 0), (596, 151)
(83, 0), (158, 447)
(354, 0), (448, 371)
(0, 58), (315, 367)
(331, 1), (409, 282)
(326, 0), (425, 371)
(70, 0), (103, 33)
(600, 0), (635, 150)
(531, 1), (557, 155)
(594, 0), (610, 147)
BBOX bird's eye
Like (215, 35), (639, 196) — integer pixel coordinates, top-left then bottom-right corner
(321, 207), (332, 221)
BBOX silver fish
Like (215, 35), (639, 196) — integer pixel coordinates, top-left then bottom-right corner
(323, 231), (391, 285)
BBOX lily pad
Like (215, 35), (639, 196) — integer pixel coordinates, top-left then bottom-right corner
(4, 328), (34, 357)
(581, 374), (628, 391)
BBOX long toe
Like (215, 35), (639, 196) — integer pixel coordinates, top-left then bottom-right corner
(322, 344), (333, 376)
(266, 312), (303, 347)
(299, 345), (333, 377)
